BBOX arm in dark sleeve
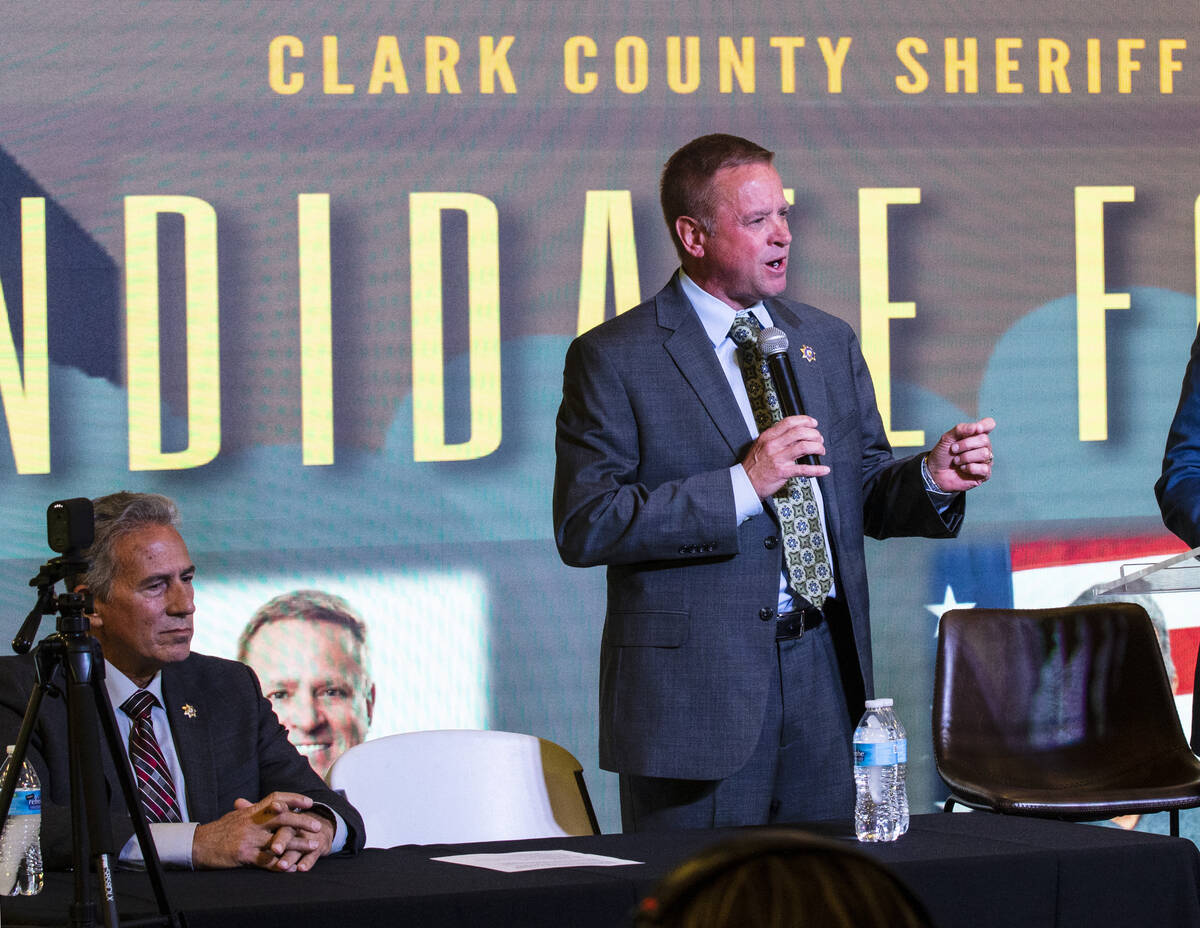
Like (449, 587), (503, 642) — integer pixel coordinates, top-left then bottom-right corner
(553, 333), (741, 567)
(1157, 326), (1200, 548)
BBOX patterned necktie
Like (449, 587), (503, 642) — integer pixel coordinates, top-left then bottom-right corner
(729, 312), (833, 607)
(121, 690), (182, 824)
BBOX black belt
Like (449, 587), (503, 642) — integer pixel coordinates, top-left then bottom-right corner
(775, 602), (827, 640)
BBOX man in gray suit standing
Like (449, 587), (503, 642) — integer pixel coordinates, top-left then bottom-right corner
(554, 134), (995, 832)
(0, 492), (365, 870)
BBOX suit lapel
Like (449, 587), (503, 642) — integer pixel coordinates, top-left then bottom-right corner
(766, 300), (832, 430)
(161, 661), (218, 824)
(657, 278), (753, 456)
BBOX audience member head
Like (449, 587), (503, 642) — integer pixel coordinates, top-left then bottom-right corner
(633, 830), (935, 928)
(238, 589), (375, 778)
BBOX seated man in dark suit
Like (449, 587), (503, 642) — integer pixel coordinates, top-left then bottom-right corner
(0, 491), (365, 871)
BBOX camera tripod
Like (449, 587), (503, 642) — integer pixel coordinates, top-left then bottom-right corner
(0, 536), (181, 927)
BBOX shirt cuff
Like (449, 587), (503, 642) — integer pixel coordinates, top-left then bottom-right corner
(731, 465), (764, 524)
(315, 803), (348, 854)
(120, 822), (198, 869)
(921, 454), (959, 514)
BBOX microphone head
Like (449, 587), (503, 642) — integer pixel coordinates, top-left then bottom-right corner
(757, 326), (789, 357)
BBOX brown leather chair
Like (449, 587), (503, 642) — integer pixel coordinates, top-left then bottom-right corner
(933, 603), (1200, 836)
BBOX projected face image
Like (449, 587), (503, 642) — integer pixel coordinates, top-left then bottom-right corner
(242, 617), (376, 779)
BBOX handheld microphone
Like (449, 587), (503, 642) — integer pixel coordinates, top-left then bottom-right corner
(757, 326), (819, 467)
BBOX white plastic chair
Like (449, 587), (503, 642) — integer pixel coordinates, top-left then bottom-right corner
(326, 729), (600, 847)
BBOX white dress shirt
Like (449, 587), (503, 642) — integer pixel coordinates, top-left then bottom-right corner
(105, 662), (196, 867)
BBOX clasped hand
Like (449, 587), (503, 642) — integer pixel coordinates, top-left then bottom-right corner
(192, 790), (334, 872)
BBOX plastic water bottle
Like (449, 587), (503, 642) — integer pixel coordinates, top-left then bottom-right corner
(0, 745), (43, 895)
(853, 698), (908, 842)
(886, 700), (910, 837)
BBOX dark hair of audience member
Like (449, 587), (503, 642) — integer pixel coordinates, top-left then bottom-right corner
(633, 830), (936, 928)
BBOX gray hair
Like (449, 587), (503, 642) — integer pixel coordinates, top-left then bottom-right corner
(83, 492), (180, 601)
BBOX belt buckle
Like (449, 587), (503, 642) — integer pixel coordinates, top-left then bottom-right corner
(775, 609), (808, 641)
(775, 603), (825, 641)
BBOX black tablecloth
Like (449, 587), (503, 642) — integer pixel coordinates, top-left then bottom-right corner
(4, 813), (1199, 928)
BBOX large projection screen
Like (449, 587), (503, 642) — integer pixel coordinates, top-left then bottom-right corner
(0, 2), (1196, 835)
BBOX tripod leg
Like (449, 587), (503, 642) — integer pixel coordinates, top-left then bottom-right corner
(46, 631), (181, 928)
(95, 852), (118, 928)
(0, 676), (47, 824)
(2, 653), (104, 927)
(90, 672), (176, 922)
(67, 681), (114, 928)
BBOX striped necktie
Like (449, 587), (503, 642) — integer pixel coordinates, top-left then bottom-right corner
(120, 689), (182, 824)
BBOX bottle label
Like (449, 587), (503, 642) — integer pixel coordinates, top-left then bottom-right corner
(8, 788), (40, 815)
(854, 739), (907, 766)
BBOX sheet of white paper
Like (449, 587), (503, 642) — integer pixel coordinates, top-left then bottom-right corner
(431, 850), (644, 873)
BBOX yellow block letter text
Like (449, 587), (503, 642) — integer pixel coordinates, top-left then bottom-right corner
(858, 188), (924, 447)
(1075, 185), (1135, 441)
(298, 194), (333, 465)
(125, 195), (221, 470)
(409, 193), (501, 461)
(577, 191), (642, 335)
(0, 199), (49, 473)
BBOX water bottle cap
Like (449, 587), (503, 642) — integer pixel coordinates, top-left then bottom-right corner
(864, 698), (893, 708)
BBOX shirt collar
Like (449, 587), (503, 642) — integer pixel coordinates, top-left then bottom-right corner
(105, 660), (166, 714)
(678, 269), (773, 348)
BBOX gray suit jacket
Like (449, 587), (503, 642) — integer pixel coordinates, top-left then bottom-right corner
(554, 275), (963, 780)
(0, 650), (365, 869)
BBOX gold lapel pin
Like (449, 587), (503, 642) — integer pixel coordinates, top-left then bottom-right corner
(181, 703), (197, 719)
(799, 345), (817, 362)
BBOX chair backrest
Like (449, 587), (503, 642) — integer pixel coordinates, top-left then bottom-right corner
(933, 603), (1188, 787)
(327, 729), (599, 847)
